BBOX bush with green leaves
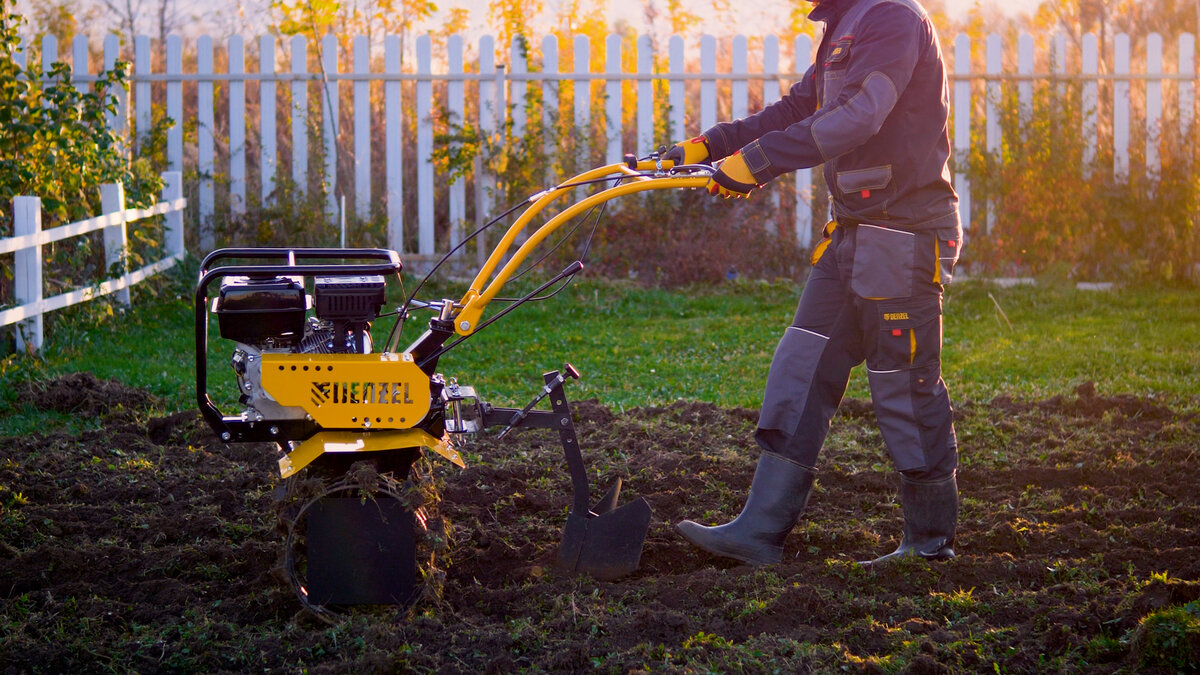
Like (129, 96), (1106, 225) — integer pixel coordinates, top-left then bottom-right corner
(1133, 600), (1200, 670)
(964, 78), (1200, 284)
(0, 0), (163, 309)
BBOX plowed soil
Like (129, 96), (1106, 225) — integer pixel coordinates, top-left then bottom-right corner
(2, 374), (1198, 673)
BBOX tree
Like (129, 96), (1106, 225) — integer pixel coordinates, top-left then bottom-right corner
(489, 0), (545, 55)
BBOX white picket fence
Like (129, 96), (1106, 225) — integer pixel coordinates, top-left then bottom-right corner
(13, 30), (1198, 256)
(0, 173), (186, 352)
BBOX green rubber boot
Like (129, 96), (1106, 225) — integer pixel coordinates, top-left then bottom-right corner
(863, 472), (958, 565)
(676, 452), (815, 566)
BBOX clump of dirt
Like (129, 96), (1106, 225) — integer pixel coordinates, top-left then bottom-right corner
(16, 371), (159, 416)
(1, 376), (1198, 673)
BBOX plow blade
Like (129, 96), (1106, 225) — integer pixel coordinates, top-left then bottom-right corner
(556, 479), (652, 581)
(537, 368), (653, 581)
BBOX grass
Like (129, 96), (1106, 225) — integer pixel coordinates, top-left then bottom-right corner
(2, 265), (1198, 433)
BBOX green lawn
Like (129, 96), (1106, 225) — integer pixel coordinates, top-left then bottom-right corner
(3, 271), (1198, 433)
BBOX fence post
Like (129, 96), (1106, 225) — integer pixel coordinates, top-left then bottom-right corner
(477, 35), (498, 262)
(605, 34), (622, 166)
(764, 35), (781, 231)
(353, 35), (370, 223)
(322, 33), (339, 223)
(511, 36), (528, 139)
(1113, 33), (1130, 182)
(416, 34), (434, 256)
(573, 35), (591, 170)
(13, 197), (44, 353)
(103, 34), (128, 158)
(1052, 32), (1067, 103)
(198, 35), (215, 250)
(135, 35), (151, 155)
(542, 35), (560, 187)
(1082, 33), (1098, 178)
(762, 36), (780, 114)
(163, 171), (184, 259)
(229, 35), (246, 218)
(1146, 33), (1162, 184)
(985, 33), (1001, 234)
(1180, 34), (1196, 149)
(954, 34), (971, 234)
(384, 35), (403, 253)
(794, 35), (813, 247)
(1017, 33), (1034, 129)
(261, 35), (277, 205)
(732, 35), (748, 121)
(100, 183), (131, 307)
(72, 35), (88, 95)
(41, 35), (55, 85)
(448, 34), (466, 252)
(291, 34), (308, 199)
(167, 35), (183, 176)
(668, 35), (685, 141)
(636, 34), (653, 155)
(700, 35), (716, 132)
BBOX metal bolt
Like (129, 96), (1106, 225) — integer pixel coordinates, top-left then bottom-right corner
(560, 417), (569, 426)
(269, 426), (279, 436)
(220, 432), (231, 441)
(459, 320), (470, 331)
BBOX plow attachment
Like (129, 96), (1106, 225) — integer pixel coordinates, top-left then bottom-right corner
(486, 366), (652, 580)
(544, 368), (652, 580)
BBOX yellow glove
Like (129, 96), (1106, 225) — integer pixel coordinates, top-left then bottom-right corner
(706, 151), (759, 199)
(662, 136), (711, 167)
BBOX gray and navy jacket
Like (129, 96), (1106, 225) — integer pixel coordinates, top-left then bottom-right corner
(702, 0), (959, 232)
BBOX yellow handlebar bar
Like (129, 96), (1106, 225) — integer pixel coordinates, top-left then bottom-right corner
(451, 161), (708, 336)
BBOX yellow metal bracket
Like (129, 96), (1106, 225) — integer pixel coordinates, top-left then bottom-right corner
(278, 428), (464, 479)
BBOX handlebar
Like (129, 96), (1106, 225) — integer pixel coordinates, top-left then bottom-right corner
(450, 160), (709, 336)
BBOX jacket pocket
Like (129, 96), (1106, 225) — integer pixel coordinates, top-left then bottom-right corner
(836, 165), (893, 195)
(851, 223), (915, 299)
(836, 165), (894, 214)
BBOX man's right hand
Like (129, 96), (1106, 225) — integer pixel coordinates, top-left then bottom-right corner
(662, 136), (711, 166)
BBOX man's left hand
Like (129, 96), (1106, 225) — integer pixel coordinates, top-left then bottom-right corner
(707, 151), (760, 199)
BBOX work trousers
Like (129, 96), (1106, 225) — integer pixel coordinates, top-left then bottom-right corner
(755, 222), (961, 481)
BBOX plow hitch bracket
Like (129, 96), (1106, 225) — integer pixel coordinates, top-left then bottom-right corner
(487, 366), (652, 581)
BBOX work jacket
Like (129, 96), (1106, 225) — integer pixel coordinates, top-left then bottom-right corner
(703, 0), (959, 232)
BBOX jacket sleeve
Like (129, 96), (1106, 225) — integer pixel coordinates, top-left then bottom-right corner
(738, 3), (926, 184)
(701, 65), (819, 161)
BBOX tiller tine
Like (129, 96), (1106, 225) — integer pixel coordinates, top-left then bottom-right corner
(534, 368), (652, 581)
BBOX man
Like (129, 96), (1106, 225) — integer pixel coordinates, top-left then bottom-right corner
(667, 0), (962, 566)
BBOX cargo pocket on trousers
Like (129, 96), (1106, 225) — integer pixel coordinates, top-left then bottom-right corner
(865, 295), (943, 472)
(869, 295), (943, 372)
(851, 224), (915, 299)
(756, 326), (829, 438)
(866, 368), (925, 472)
